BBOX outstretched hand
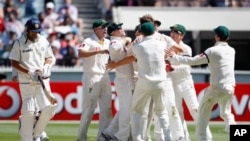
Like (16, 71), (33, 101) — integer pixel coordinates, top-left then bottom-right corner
(165, 48), (176, 58)
(106, 60), (117, 71)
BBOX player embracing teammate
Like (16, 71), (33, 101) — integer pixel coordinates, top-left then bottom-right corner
(76, 15), (236, 141)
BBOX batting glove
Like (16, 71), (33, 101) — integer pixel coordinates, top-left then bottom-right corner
(42, 64), (51, 78)
(28, 70), (40, 82)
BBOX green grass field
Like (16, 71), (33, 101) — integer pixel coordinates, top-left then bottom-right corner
(0, 121), (230, 141)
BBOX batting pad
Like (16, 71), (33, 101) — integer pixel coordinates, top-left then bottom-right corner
(19, 112), (35, 141)
(33, 104), (57, 138)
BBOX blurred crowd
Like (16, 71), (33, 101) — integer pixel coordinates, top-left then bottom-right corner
(0, 0), (83, 67)
(111, 0), (250, 7)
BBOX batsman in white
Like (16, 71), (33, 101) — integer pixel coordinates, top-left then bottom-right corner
(166, 24), (211, 141)
(76, 19), (113, 141)
(11, 68), (55, 141)
(166, 25), (236, 141)
(8, 18), (57, 141)
(101, 22), (135, 141)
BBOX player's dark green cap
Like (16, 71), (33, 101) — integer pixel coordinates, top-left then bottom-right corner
(107, 23), (123, 36)
(140, 22), (155, 36)
(154, 20), (161, 27)
(170, 24), (186, 35)
(214, 25), (230, 40)
(92, 19), (109, 29)
(134, 24), (141, 32)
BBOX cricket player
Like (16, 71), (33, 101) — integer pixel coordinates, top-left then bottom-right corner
(138, 20), (184, 141)
(166, 24), (212, 141)
(12, 68), (53, 141)
(76, 19), (113, 141)
(102, 22), (135, 141)
(107, 22), (172, 141)
(9, 18), (57, 141)
(166, 25), (236, 141)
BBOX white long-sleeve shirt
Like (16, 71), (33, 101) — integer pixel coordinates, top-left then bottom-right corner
(169, 41), (235, 87)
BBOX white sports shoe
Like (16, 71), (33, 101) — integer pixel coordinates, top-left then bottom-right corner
(176, 137), (186, 141)
(33, 137), (40, 141)
(40, 136), (49, 141)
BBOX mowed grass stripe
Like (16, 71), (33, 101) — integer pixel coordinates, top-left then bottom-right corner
(0, 122), (230, 141)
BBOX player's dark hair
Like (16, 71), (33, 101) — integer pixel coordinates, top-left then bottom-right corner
(139, 14), (154, 24)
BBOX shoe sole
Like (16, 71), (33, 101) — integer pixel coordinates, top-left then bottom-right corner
(41, 137), (49, 141)
(101, 132), (112, 141)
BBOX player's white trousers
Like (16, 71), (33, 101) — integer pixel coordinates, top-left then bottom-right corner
(154, 78), (184, 141)
(131, 79), (171, 141)
(196, 85), (236, 141)
(144, 98), (154, 141)
(18, 83), (51, 141)
(173, 78), (200, 141)
(77, 73), (113, 141)
(103, 77), (134, 140)
(113, 77), (134, 141)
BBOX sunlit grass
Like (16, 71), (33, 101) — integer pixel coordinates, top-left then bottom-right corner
(0, 121), (230, 141)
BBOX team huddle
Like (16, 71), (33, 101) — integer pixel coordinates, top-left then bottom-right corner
(9, 14), (236, 141)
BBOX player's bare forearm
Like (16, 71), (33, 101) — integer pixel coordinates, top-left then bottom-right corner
(106, 55), (136, 70)
(11, 60), (30, 73)
(78, 49), (109, 57)
(171, 44), (183, 53)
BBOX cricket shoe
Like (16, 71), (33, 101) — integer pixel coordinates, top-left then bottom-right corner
(175, 137), (186, 141)
(110, 136), (120, 141)
(33, 137), (40, 141)
(40, 136), (49, 141)
(101, 131), (113, 141)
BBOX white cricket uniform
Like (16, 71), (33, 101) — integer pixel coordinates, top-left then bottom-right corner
(77, 34), (113, 141)
(149, 33), (185, 141)
(130, 35), (171, 141)
(103, 36), (135, 141)
(168, 41), (210, 141)
(9, 34), (55, 141)
(169, 41), (236, 141)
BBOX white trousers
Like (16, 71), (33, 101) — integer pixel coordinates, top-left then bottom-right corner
(153, 78), (184, 141)
(196, 85), (236, 141)
(19, 81), (52, 141)
(113, 77), (134, 141)
(77, 73), (113, 141)
(103, 77), (134, 141)
(173, 78), (200, 141)
(131, 79), (170, 141)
